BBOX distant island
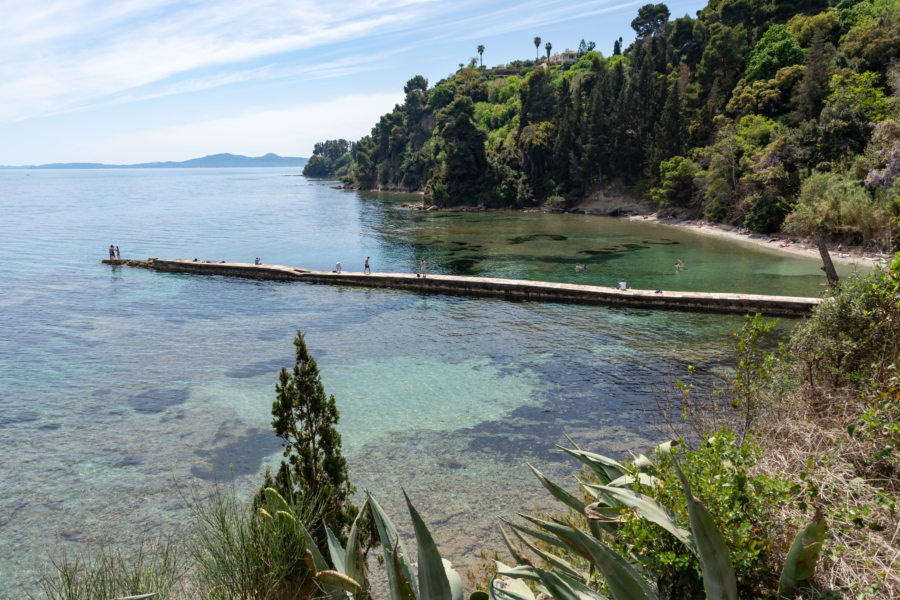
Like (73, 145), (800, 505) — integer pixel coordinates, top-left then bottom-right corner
(0, 152), (308, 169)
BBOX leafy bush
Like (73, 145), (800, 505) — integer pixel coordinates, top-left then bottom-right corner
(494, 436), (821, 600)
(791, 255), (900, 481)
(651, 156), (700, 207)
(610, 432), (792, 599)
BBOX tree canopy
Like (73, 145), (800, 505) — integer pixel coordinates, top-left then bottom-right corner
(304, 0), (900, 250)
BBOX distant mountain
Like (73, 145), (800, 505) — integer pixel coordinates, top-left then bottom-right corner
(1, 153), (308, 169)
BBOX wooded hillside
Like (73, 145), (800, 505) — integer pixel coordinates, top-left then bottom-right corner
(305, 0), (900, 249)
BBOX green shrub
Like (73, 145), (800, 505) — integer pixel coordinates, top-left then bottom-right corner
(611, 432), (792, 599)
(791, 254), (900, 481)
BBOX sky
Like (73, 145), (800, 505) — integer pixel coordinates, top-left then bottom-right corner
(0, 0), (708, 165)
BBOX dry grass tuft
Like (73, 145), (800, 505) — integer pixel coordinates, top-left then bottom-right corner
(754, 384), (900, 599)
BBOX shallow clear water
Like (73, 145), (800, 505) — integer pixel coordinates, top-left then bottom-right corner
(0, 168), (860, 594)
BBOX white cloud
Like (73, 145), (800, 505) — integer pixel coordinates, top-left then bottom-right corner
(0, 0), (432, 122)
(67, 91), (403, 163)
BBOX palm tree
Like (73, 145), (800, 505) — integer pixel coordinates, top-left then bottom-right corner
(545, 41), (552, 62)
(533, 36), (541, 60)
(477, 44), (484, 67)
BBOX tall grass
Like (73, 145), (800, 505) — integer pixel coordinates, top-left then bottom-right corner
(29, 482), (327, 600)
(27, 538), (183, 600)
(187, 482), (326, 600)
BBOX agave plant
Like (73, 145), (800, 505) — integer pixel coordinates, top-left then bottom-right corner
(490, 438), (826, 600)
(311, 491), (466, 600)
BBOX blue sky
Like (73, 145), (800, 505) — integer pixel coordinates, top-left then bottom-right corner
(1, 0), (707, 165)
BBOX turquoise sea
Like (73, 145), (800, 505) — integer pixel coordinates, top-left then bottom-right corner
(0, 168), (859, 594)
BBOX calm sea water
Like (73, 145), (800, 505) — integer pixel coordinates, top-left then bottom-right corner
(0, 168), (859, 594)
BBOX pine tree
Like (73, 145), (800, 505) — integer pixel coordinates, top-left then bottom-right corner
(262, 331), (357, 544)
(791, 30), (833, 122)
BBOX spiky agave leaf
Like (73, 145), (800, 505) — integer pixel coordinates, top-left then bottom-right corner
(604, 472), (660, 489)
(596, 486), (695, 555)
(495, 564), (608, 600)
(778, 506), (825, 598)
(517, 515), (592, 560)
(516, 516), (657, 600)
(556, 447), (627, 485)
(506, 523), (583, 580)
(582, 503), (624, 524)
(672, 457), (737, 600)
(298, 520), (328, 572)
(325, 525), (346, 574)
(343, 498), (369, 596)
(369, 493), (417, 599)
(404, 490), (456, 600)
(498, 524), (534, 567)
(502, 517), (569, 552)
(528, 464), (586, 513)
(563, 526), (658, 600)
(443, 558), (465, 600)
(492, 563), (538, 600)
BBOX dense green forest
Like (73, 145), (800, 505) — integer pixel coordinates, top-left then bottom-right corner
(304, 0), (900, 248)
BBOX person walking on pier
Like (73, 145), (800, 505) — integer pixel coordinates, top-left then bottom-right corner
(364, 257), (371, 274)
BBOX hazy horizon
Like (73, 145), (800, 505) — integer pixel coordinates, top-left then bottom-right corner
(0, 151), (308, 168)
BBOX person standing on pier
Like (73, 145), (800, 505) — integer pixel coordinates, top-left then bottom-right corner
(109, 244), (115, 260)
(364, 257), (371, 274)
(420, 258), (427, 278)
(115, 246), (121, 259)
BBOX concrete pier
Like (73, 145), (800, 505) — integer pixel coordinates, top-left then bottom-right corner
(103, 258), (822, 317)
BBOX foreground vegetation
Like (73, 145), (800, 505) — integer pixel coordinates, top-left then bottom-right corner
(31, 254), (899, 598)
(304, 0), (900, 250)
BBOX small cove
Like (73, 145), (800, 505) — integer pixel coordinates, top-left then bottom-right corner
(0, 168), (862, 594)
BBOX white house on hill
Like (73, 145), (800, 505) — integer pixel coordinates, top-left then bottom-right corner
(549, 49), (578, 65)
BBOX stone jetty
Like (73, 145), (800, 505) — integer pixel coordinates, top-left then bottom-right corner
(103, 258), (822, 317)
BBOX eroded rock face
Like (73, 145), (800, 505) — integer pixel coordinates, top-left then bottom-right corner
(574, 186), (652, 216)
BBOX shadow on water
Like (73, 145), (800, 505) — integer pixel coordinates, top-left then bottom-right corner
(127, 388), (189, 414)
(507, 234), (569, 244)
(226, 357), (294, 379)
(191, 422), (280, 480)
(0, 410), (39, 428)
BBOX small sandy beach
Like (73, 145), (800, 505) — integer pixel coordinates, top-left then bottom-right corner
(626, 214), (890, 269)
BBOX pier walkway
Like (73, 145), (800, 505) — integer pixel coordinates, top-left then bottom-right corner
(103, 258), (822, 317)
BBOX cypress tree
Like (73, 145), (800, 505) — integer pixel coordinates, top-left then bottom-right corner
(791, 30), (834, 122)
(261, 331), (357, 544)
